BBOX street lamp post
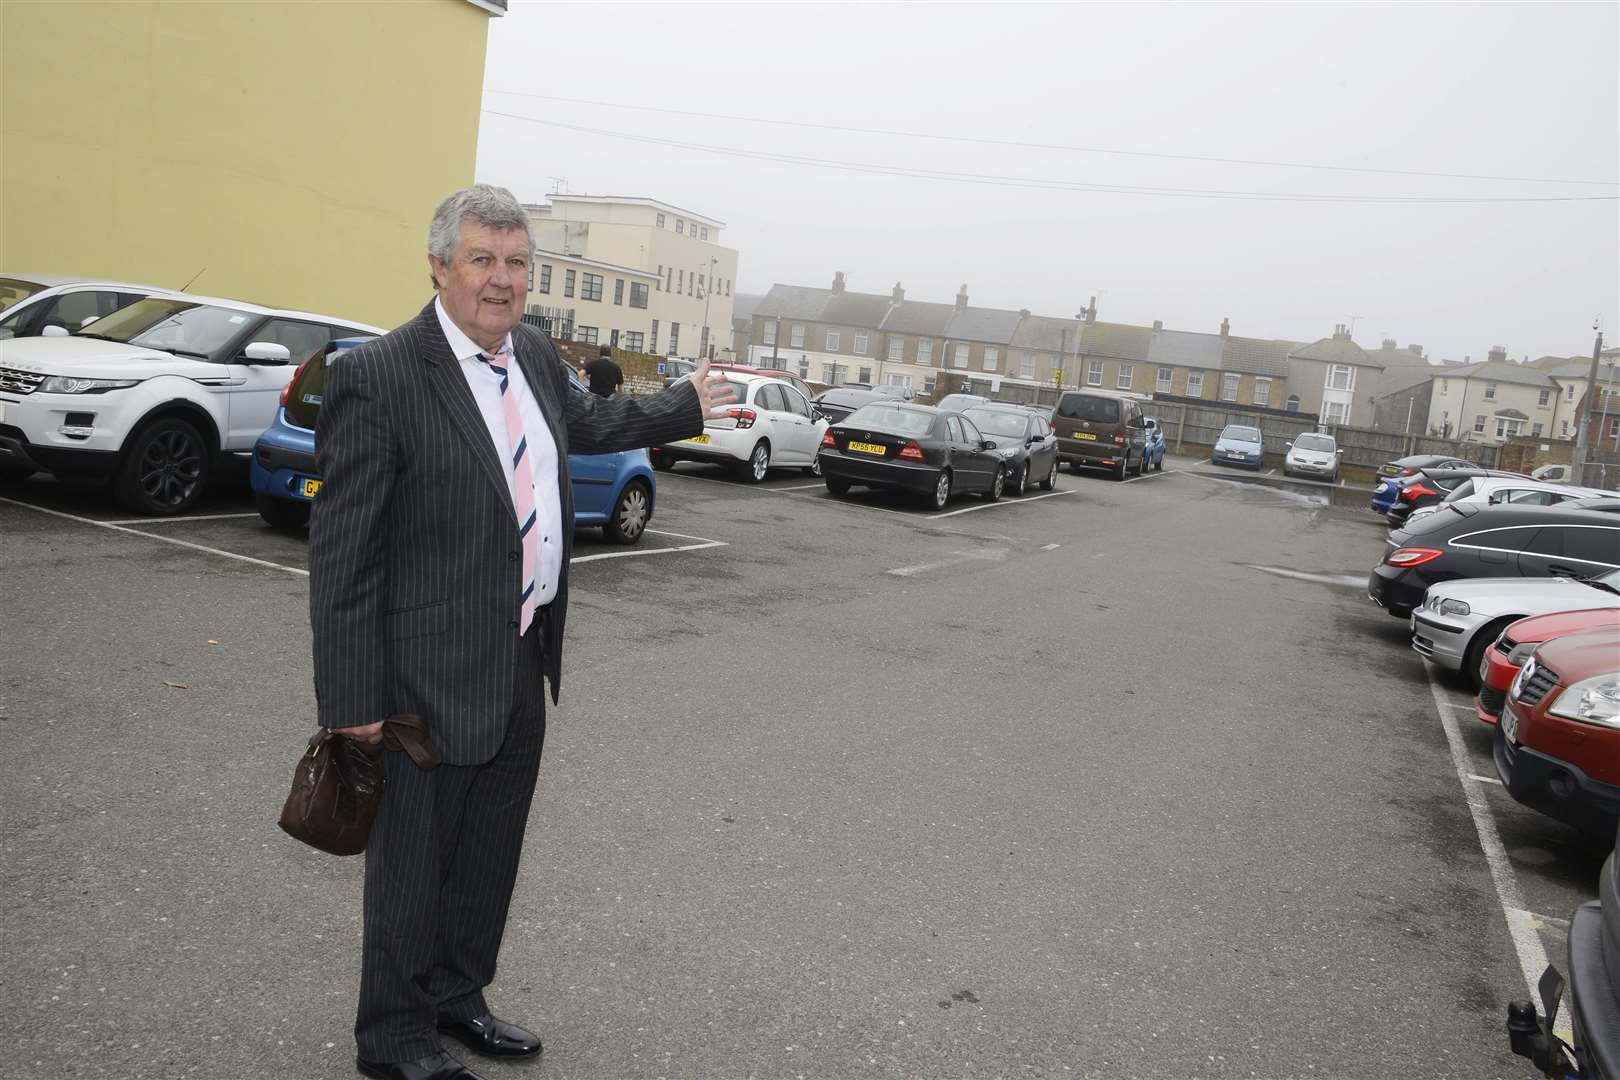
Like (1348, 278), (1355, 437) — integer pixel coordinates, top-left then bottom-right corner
(700, 256), (718, 361)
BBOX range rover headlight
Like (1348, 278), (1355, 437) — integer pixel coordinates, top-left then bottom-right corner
(37, 376), (140, 394)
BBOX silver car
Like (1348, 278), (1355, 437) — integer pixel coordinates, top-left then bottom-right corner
(1410, 569), (1620, 686)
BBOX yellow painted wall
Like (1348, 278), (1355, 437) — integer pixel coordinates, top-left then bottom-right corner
(1, 0), (491, 330)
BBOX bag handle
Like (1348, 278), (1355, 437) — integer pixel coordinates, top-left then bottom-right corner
(381, 713), (440, 771)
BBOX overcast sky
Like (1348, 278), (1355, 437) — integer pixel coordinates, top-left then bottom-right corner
(477, 2), (1618, 363)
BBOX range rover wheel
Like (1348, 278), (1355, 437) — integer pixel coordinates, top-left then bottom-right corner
(116, 417), (210, 515)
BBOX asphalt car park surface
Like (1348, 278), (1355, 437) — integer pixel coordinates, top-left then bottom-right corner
(0, 457), (1603, 1079)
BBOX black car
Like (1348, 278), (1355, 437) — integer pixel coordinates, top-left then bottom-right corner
(1376, 452), (1476, 479)
(1368, 503), (1620, 618)
(812, 387), (885, 424)
(818, 402), (1005, 510)
(1385, 467), (1532, 528)
(963, 404), (1059, 495)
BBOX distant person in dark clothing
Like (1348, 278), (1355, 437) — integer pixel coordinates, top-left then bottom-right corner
(585, 346), (623, 398)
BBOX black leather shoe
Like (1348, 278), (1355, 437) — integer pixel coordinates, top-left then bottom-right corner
(436, 1013), (543, 1059)
(355, 1051), (485, 1080)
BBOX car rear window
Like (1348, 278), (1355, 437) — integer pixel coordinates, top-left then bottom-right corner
(964, 408), (1027, 437)
(842, 405), (933, 436)
(1055, 394), (1120, 423)
(283, 349), (336, 430)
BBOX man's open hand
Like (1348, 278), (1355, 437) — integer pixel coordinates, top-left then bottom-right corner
(689, 357), (739, 419)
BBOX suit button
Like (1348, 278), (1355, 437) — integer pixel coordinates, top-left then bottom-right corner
(508, 551), (519, 561)
(508, 619), (519, 629)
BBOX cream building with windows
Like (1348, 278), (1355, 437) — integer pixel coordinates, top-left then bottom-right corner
(524, 195), (738, 359)
(1424, 349), (1610, 445)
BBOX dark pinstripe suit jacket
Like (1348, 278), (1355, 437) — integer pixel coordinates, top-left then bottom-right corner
(309, 300), (702, 766)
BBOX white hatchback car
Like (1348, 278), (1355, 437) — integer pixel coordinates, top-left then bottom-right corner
(650, 372), (829, 481)
(1405, 475), (1607, 525)
(1282, 431), (1341, 482)
(0, 273), (166, 339)
(0, 292), (382, 512)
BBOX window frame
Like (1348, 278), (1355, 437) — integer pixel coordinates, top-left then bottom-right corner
(1086, 359), (1103, 386)
(1326, 364), (1353, 392)
(1220, 373), (1240, 402)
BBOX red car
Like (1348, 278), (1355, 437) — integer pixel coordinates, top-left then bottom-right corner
(1476, 608), (1620, 724)
(1494, 625), (1620, 835)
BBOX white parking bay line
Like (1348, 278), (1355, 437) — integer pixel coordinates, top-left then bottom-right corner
(1426, 666), (1569, 1039)
(1469, 772), (1505, 786)
(1, 495), (310, 577)
(772, 482), (828, 491)
(1122, 468), (1176, 484)
(572, 538), (727, 563)
(104, 512), (264, 525)
(930, 489), (1074, 518)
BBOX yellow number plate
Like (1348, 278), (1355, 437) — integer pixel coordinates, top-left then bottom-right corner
(1073, 432), (1096, 440)
(301, 478), (322, 498)
(847, 440), (887, 456)
(686, 433), (710, 444)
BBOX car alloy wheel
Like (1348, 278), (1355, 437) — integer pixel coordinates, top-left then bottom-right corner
(985, 466), (1004, 502)
(1041, 459), (1057, 490)
(604, 479), (650, 544)
(1010, 462), (1025, 496)
(118, 417), (209, 514)
(806, 455), (822, 477)
(825, 475), (852, 497)
(746, 442), (770, 483)
(932, 469), (952, 510)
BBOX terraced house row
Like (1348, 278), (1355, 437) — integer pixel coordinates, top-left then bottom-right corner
(731, 275), (1459, 428)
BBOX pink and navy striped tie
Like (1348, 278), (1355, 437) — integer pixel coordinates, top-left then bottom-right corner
(480, 347), (539, 635)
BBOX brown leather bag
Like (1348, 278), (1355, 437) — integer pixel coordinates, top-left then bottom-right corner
(278, 714), (439, 856)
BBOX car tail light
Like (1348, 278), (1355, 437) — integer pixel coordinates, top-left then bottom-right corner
(279, 360), (311, 407)
(727, 407), (757, 429)
(1401, 483), (1439, 502)
(1112, 433), (1126, 445)
(899, 441), (925, 462)
(1399, 467), (1419, 476)
(1386, 547), (1444, 567)
(821, 430), (836, 448)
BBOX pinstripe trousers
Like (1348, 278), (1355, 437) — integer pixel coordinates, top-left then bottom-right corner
(355, 619), (548, 1062)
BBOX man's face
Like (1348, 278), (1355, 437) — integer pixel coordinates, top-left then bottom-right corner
(429, 220), (530, 349)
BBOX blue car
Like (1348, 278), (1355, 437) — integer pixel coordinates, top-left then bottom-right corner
(1143, 416), (1166, 471)
(250, 338), (656, 543)
(1211, 423), (1265, 470)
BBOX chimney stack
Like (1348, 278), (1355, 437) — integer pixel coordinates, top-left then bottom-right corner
(1488, 345), (1507, 363)
(1152, 319), (1163, 332)
(891, 281), (905, 303)
(1018, 308), (1031, 317)
(1381, 338), (1397, 351)
(832, 271), (846, 295)
(955, 284), (969, 312)
(1220, 317), (1230, 338)
(1084, 295), (1098, 323)
(1407, 344), (1423, 357)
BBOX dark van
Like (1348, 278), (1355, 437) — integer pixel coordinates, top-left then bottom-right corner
(1052, 389), (1149, 480)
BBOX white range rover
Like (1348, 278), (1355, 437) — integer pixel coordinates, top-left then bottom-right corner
(0, 293), (382, 513)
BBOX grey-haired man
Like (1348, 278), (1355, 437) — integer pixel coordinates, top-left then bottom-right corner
(309, 184), (735, 1080)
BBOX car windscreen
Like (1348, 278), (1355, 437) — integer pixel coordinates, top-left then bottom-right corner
(1295, 434), (1334, 451)
(842, 405), (934, 436)
(75, 298), (247, 358)
(1222, 426), (1262, 442)
(1055, 394), (1119, 423)
(964, 409), (1028, 437)
(0, 277), (45, 315)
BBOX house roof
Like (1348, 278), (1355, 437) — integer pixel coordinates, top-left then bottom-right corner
(1288, 336), (1383, 369)
(944, 305), (1023, 345)
(878, 299), (957, 337)
(1010, 315), (1082, 352)
(819, 290), (895, 329)
(1221, 336), (1296, 378)
(1079, 322), (1153, 362)
(732, 292), (766, 321)
(1373, 365), (1440, 399)
(757, 284), (835, 321)
(1149, 328), (1224, 372)
(1444, 360), (1557, 387)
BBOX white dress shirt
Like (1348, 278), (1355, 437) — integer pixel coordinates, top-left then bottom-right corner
(435, 298), (564, 613)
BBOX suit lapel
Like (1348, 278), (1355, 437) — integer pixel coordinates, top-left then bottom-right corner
(416, 303), (516, 519)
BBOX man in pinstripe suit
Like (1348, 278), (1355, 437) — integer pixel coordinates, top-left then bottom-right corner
(310, 185), (736, 1080)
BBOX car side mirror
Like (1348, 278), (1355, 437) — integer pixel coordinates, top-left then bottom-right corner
(1335, 449), (1343, 455)
(1285, 441), (1293, 448)
(980, 439), (995, 451)
(41, 324), (70, 338)
(243, 341), (293, 365)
